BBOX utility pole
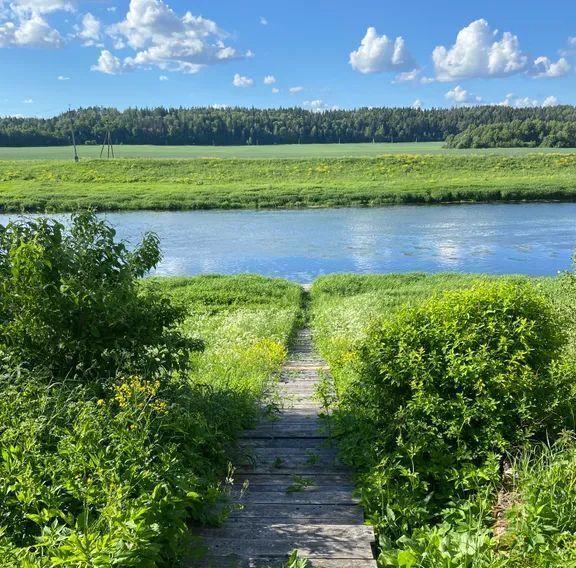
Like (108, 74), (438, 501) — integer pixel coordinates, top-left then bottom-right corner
(69, 106), (79, 162)
(100, 125), (115, 159)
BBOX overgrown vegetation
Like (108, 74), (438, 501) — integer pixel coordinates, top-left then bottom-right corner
(2, 153), (576, 212)
(0, 213), (302, 566)
(311, 273), (576, 566)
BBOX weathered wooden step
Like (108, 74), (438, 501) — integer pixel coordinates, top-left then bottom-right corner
(231, 473), (353, 488)
(197, 523), (373, 542)
(226, 503), (365, 524)
(236, 447), (341, 470)
(240, 421), (329, 439)
(193, 327), (374, 567)
(283, 362), (329, 370)
(235, 483), (356, 493)
(239, 437), (332, 449)
(235, 462), (348, 475)
(195, 557), (378, 568)
(231, 489), (359, 505)
(197, 536), (374, 559)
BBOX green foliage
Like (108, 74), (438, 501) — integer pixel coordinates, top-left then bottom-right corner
(0, 212), (198, 380)
(1, 104), (576, 147)
(282, 550), (309, 568)
(354, 282), (564, 463)
(310, 274), (576, 566)
(0, 213), (302, 567)
(445, 119), (576, 149)
(502, 438), (576, 566)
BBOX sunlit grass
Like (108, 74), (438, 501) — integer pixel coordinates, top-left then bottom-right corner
(0, 153), (575, 211)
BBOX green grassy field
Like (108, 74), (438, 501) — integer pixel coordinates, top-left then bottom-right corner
(2, 142), (576, 160)
(1, 153), (576, 211)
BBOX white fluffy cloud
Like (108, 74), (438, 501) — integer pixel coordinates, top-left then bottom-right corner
(12, 0), (74, 15)
(259, 16), (267, 26)
(350, 27), (416, 74)
(57, 74), (69, 80)
(533, 56), (571, 78)
(289, 86), (303, 93)
(263, 74), (276, 85)
(499, 93), (560, 108)
(412, 99), (423, 109)
(100, 0), (246, 74)
(542, 95), (560, 107)
(78, 12), (101, 45)
(302, 99), (339, 112)
(394, 69), (419, 82)
(159, 74), (168, 80)
(445, 85), (482, 104)
(0, 0), (71, 48)
(433, 19), (529, 81)
(0, 13), (62, 47)
(271, 87), (279, 93)
(394, 69), (436, 84)
(91, 49), (124, 74)
(232, 73), (253, 87)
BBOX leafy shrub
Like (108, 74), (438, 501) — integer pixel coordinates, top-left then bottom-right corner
(336, 282), (573, 542)
(354, 282), (564, 462)
(0, 212), (200, 381)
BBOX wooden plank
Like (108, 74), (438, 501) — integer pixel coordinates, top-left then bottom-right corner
(194, 557), (378, 568)
(231, 473), (353, 487)
(240, 425), (329, 439)
(239, 447), (339, 457)
(198, 537), (375, 559)
(239, 438), (333, 448)
(226, 504), (365, 524)
(230, 489), (359, 505)
(235, 483), (356, 493)
(235, 448), (342, 470)
(196, 523), (374, 542)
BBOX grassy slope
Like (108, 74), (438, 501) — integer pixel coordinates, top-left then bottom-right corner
(1, 153), (576, 212)
(4, 142), (576, 160)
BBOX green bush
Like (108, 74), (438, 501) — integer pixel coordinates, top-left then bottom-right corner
(336, 282), (573, 540)
(0, 212), (200, 381)
(353, 282), (564, 462)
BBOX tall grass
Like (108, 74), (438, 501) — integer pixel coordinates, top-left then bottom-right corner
(0, 153), (576, 211)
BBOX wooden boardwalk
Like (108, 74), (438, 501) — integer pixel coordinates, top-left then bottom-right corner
(195, 328), (377, 567)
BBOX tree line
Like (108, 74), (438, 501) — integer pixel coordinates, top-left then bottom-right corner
(445, 119), (576, 148)
(2, 105), (576, 147)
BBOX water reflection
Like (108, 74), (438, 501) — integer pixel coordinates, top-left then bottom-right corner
(0, 203), (574, 282)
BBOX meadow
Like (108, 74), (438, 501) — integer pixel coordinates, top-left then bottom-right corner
(1, 153), (576, 212)
(310, 273), (576, 567)
(3, 143), (576, 160)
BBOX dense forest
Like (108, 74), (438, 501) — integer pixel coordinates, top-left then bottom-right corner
(2, 105), (576, 147)
(445, 119), (576, 148)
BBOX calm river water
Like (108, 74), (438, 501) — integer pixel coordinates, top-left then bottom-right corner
(1, 203), (575, 282)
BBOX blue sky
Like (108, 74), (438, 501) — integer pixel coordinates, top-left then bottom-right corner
(1, 0), (575, 116)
